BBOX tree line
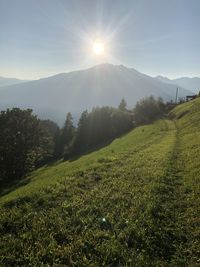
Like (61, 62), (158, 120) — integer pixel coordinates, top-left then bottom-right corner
(0, 96), (169, 185)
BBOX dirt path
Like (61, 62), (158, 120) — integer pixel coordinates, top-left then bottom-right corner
(146, 121), (189, 266)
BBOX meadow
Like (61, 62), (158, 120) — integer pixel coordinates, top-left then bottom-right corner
(0, 98), (200, 266)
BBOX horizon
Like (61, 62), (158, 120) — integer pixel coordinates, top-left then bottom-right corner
(0, 0), (200, 80)
(1, 62), (200, 81)
(1, 2), (200, 264)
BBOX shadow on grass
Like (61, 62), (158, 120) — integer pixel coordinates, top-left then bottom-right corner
(0, 177), (31, 198)
(0, 130), (133, 198)
(62, 130), (132, 162)
(66, 138), (116, 162)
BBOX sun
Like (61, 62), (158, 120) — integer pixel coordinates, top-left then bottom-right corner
(92, 41), (105, 56)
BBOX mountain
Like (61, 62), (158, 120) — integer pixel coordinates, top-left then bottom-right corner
(0, 76), (27, 87)
(156, 75), (200, 93)
(156, 75), (172, 84)
(0, 64), (192, 124)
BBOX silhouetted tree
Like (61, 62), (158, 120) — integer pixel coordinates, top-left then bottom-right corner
(53, 113), (75, 159)
(62, 113), (74, 144)
(73, 110), (89, 153)
(118, 98), (127, 111)
(133, 96), (165, 125)
(41, 119), (59, 137)
(71, 107), (134, 156)
(62, 113), (75, 158)
(0, 108), (53, 184)
(53, 127), (63, 159)
(111, 108), (133, 135)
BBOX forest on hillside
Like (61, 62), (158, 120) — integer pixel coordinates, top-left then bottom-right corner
(0, 96), (169, 187)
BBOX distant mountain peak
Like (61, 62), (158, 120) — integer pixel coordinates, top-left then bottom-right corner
(156, 75), (200, 93)
(156, 75), (170, 80)
(0, 76), (28, 87)
(0, 65), (193, 125)
(89, 62), (114, 69)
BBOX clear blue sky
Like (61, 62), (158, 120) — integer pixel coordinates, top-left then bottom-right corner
(0, 0), (199, 79)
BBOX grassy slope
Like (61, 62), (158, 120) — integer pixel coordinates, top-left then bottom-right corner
(0, 98), (200, 266)
(0, 120), (173, 204)
(169, 99), (200, 265)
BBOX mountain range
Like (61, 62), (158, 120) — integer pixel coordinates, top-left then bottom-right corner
(0, 64), (195, 125)
(156, 76), (200, 93)
(0, 76), (27, 87)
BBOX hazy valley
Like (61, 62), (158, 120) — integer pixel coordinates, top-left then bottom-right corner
(0, 64), (193, 124)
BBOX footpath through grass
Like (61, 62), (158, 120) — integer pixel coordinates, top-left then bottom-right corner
(169, 99), (200, 266)
(0, 98), (200, 266)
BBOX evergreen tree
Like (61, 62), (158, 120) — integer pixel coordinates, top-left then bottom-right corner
(53, 127), (63, 159)
(73, 110), (89, 153)
(53, 113), (75, 159)
(41, 119), (59, 137)
(71, 107), (134, 156)
(62, 113), (74, 146)
(62, 112), (75, 158)
(118, 98), (127, 111)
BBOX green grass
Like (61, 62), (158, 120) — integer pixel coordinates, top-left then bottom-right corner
(1, 98), (200, 266)
(168, 98), (200, 266)
(0, 120), (172, 204)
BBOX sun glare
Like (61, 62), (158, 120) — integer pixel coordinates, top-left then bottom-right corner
(92, 41), (105, 56)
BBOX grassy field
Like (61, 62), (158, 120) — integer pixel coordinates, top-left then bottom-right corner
(0, 98), (200, 266)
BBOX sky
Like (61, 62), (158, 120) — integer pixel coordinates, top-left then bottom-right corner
(0, 0), (199, 79)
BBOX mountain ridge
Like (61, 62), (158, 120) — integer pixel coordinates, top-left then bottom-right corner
(0, 76), (29, 87)
(0, 64), (192, 124)
(156, 75), (200, 93)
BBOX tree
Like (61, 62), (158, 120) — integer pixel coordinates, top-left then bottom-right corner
(118, 98), (127, 111)
(62, 113), (74, 146)
(133, 96), (165, 125)
(41, 119), (61, 159)
(40, 119), (59, 137)
(53, 126), (63, 159)
(61, 112), (75, 158)
(72, 110), (89, 154)
(52, 113), (75, 159)
(71, 107), (134, 156)
(111, 108), (133, 135)
(0, 108), (53, 184)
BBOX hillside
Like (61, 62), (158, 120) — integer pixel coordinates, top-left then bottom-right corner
(0, 64), (191, 124)
(1, 98), (200, 266)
